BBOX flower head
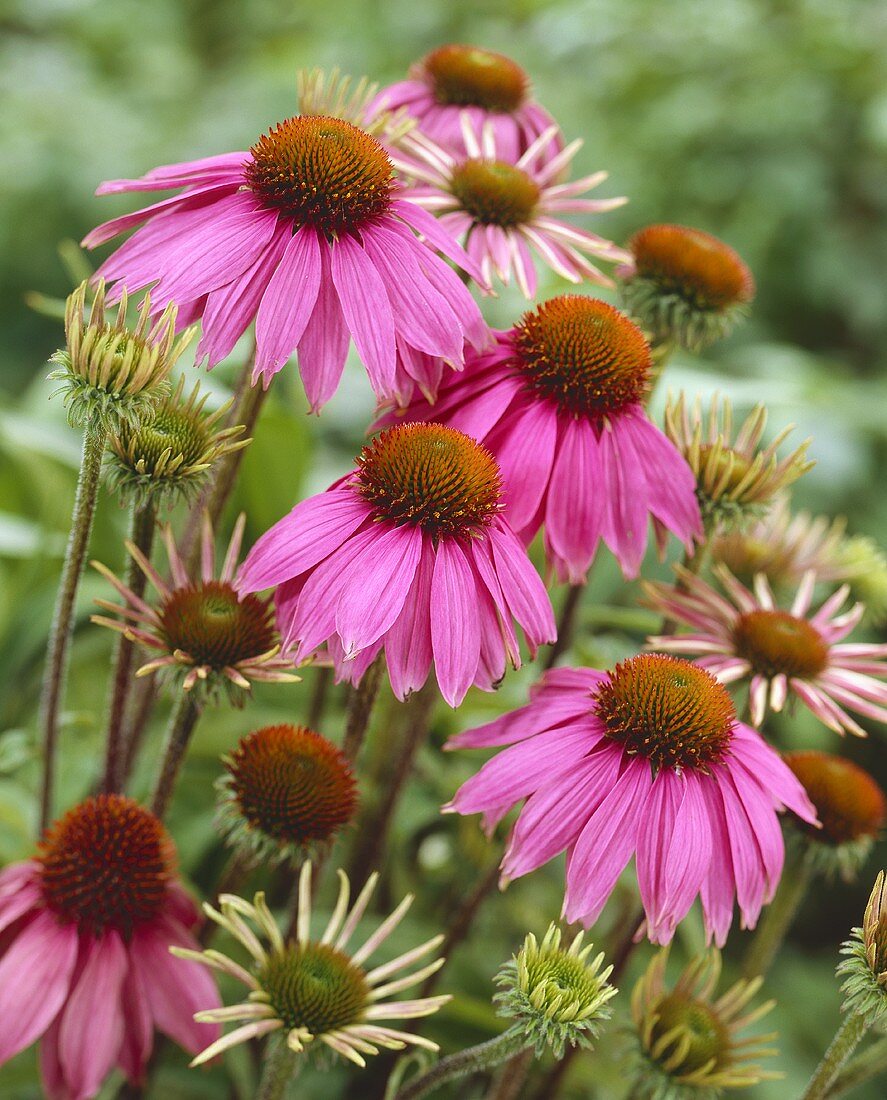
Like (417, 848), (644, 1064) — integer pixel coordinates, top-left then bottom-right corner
(494, 924), (616, 1057)
(785, 751), (885, 880)
(238, 423), (555, 707)
(107, 376), (248, 508)
(620, 224), (755, 352)
(664, 394), (813, 533)
(447, 655), (817, 946)
(92, 513), (298, 703)
(381, 297), (702, 582)
(49, 279), (192, 432)
(216, 724), (358, 865)
(395, 118), (629, 296)
(838, 871), (887, 1026)
(370, 44), (559, 160)
(645, 564), (887, 736)
(175, 863), (449, 1069)
(630, 949), (779, 1098)
(84, 112), (489, 410)
(0, 795), (220, 1099)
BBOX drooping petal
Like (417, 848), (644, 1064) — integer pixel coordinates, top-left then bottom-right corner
(254, 227), (323, 383)
(330, 234), (397, 396)
(296, 242), (351, 412)
(544, 418), (603, 582)
(430, 539), (481, 707)
(384, 541), (435, 700)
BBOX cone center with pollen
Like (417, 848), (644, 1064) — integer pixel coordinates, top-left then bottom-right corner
(158, 580), (277, 668)
(785, 752), (886, 846)
(630, 224), (755, 312)
(514, 296), (652, 420)
(260, 942), (370, 1035)
(651, 994), (729, 1076)
(39, 795), (172, 937)
(356, 423), (502, 538)
(593, 655), (735, 771)
(733, 609), (828, 679)
(423, 45), (528, 112)
(227, 725), (357, 845)
(450, 160), (540, 227)
(246, 115), (394, 236)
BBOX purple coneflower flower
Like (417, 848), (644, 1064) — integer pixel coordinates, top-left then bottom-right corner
(238, 423), (555, 707)
(646, 566), (887, 736)
(381, 296), (702, 582)
(395, 117), (628, 296)
(0, 796), (219, 1100)
(370, 44), (559, 160)
(83, 115), (489, 409)
(448, 655), (817, 946)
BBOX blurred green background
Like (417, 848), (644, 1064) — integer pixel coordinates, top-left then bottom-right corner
(1, 0), (887, 1096)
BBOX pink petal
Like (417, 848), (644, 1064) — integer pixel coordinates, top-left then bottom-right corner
(544, 417), (603, 583)
(430, 539), (482, 707)
(82, 181), (238, 248)
(598, 416), (650, 578)
(118, 960), (154, 1085)
(296, 242), (350, 411)
(382, 541), (435, 700)
(488, 521), (556, 648)
(330, 234), (396, 395)
(253, 227), (323, 382)
(392, 198), (487, 286)
(490, 400), (558, 535)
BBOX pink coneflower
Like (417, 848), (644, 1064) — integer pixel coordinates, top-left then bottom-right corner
(381, 296), (702, 582)
(237, 422), (555, 707)
(448, 654), (817, 946)
(394, 118), (629, 296)
(646, 566), (887, 737)
(370, 44), (559, 160)
(0, 795), (219, 1099)
(83, 115), (489, 409)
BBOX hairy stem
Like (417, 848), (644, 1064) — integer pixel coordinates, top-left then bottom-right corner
(394, 1027), (529, 1100)
(307, 663), (334, 729)
(342, 654), (385, 764)
(39, 424), (107, 832)
(742, 854), (811, 978)
(102, 500), (155, 793)
(801, 1012), (869, 1100)
(150, 693), (202, 819)
(830, 1034), (887, 1097)
(256, 1036), (301, 1100)
(544, 583), (584, 671)
(489, 1047), (535, 1100)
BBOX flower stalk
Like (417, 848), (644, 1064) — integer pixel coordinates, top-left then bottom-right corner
(39, 422), (107, 832)
(256, 1036), (301, 1100)
(394, 1025), (529, 1100)
(150, 693), (203, 819)
(342, 653), (386, 764)
(742, 853), (812, 978)
(800, 1012), (869, 1100)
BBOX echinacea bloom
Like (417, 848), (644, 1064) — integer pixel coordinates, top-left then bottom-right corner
(382, 297), (701, 582)
(238, 423), (555, 707)
(216, 724), (358, 866)
(783, 751), (886, 880)
(619, 223), (755, 352)
(175, 862), (449, 1069)
(645, 565), (887, 736)
(369, 44), (559, 161)
(395, 118), (629, 297)
(92, 513), (298, 702)
(0, 795), (220, 1099)
(663, 393), (813, 533)
(448, 654), (817, 946)
(83, 114), (489, 410)
(630, 949), (779, 1096)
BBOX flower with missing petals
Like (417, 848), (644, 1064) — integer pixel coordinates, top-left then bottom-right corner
(238, 423), (555, 707)
(174, 863), (449, 1069)
(646, 565), (887, 736)
(448, 655), (816, 946)
(0, 796), (220, 1100)
(92, 514), (298, 703)
(784, 751), (885, 880)
(663, 394), (813, 532)
(107, 376), (248, 508)
(216, 724), (358, 866)
(494, 924), (616, 1057)
(395, 118), (628, 297)
(620, 224), (755, 352)
(630, 949), (779, 1098)
(383, 297), (701, 582)
(370, 44), (559, 160)
(49, 280), (193, 432)
(837, 871), (887, 1026)
(84, 111), (488, 410)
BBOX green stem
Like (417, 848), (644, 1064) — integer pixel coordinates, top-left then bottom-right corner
(801, 1012), (870, 1100)
(659, 539), (711, 638)
(341, 653), (385, 765)
(830, 1034), (887, 1097)
(118, 675), (158, 789)
(544, 583), (584, 671)
(395, 1027), (529, 1100)
(742, 853), (812, 978)
(307, 663), (334, 729)
(102, 499), (155, 793)
(149, 693), (202, 819)
(256, 1035), (301, 1100)
(39, 424), (108, 833)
